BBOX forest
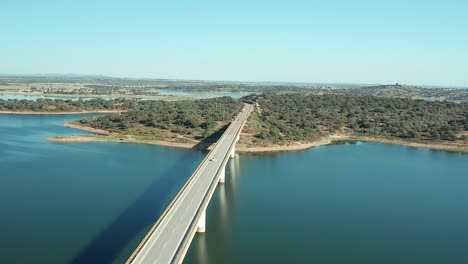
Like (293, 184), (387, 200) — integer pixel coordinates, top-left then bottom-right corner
(2, 93), (467, 146)
(78, 96), (241, 140)
(0, 98), (135, 112)
(242, 93), (468, 143)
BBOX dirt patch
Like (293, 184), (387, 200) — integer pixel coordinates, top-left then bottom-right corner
(237, 134), (348, 153)
(0, 110), (125, 115)
(64, 122), (116, 135)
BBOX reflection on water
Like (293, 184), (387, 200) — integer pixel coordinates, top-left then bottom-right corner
(2, 114), (468, 264)
(0, 114), (205, 264)
(185, 143), (468, 264)
(186, 156), (244, 263)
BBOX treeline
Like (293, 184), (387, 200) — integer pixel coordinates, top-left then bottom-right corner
(336, 84), (468, 101)
(3, 77), (468, 101)
(243, 93), (468, 143)
(79, 97), (241, 138)
(0, 98), (136, 112)
(0, 96), (242, 140)
(3, 93), (467, 145)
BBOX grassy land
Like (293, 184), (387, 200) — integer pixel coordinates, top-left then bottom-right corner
(47, 120), (225, 150)
(46, 105), (468, 154)
(235, 97), (468, 153)
(3, 88), (464, 154)
(46, 120), (207, 149)
(45, 97), (241, 150)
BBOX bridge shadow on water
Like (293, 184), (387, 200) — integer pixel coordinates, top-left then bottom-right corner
(192, 124), (229, 151)
(71, 150), (205, 264)
(71, 126), (229, 264)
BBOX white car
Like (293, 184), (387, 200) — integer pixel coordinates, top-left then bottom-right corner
(209, 158), (215, 161)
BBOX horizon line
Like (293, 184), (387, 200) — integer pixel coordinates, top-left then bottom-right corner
(0, 73), (466, 89)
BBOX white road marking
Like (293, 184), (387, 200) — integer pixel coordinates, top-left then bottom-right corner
(130, 105), (252, 264)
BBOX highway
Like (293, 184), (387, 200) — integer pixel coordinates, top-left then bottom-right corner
(127, 103), (253, 264)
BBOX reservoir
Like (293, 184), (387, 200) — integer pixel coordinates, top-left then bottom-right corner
(0, 114), (204, 263)
(1, 114), (467, 263)
(185, 143), (468, 263)
(0, 91), (246, 101)
(0, 94), (104, 101)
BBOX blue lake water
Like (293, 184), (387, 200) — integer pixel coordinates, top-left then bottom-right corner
(0, 94), (105, 101)
(0, 114), (204, 263)
(185, 144), (468, 264)
(1, 114), (467, 263)
(155, 90), (248, 99)
(0, 92), (247, 101)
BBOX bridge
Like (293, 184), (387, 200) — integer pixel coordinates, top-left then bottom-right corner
(126, 103), (253, 264)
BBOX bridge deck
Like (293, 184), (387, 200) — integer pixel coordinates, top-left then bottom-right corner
(127, 104), (252, 264)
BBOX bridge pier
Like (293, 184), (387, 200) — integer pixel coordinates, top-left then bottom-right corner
(219, 166), (225, 183)
(126, 105), (254, 264)
(230, 145), (236, 158)
(197, 210), (206, 233)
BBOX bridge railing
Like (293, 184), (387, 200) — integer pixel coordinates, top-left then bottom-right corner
(125, 131), (228, 263)
(172, 105), (251, 262)
(126, 104), (249, 264)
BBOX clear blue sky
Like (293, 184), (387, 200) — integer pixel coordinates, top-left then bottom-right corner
(2, 0), (467, 86)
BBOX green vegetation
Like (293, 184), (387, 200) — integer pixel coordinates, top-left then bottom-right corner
(1, 77), (467, 101)
(0, 98), (135, 112)
(242, 93), (468, 144)
(78, 97), (241, 141)
(0, 96), (241, 146)
(335, 84), (468, 102)
(2, 90), (467, 152)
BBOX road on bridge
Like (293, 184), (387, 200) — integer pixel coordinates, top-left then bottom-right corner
(128, 103), (253, 264)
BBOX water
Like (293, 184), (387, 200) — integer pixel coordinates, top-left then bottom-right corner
(1, 115), (468, 264)
(157, 90), (248, 99)
(0, 91), (248, 101)
(0, 114), (204, 263)
(185, 143), (468, 264)
(0, 94), (107, 101)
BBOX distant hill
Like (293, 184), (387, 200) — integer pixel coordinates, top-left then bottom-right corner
(0, 75), (466, 101)
(0, 73), (111, 78)
(339, 84), (468, 101)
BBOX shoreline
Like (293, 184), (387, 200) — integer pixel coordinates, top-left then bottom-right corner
(48, 122), (200, 149)
(0, 91), (232, 101)
(63, 122), (115, 135)
(236, 136), (336, 153)
(47, 122), (468, 154)
(45, 135), (198, 150)
(354, 136), (468, 154)
(237, 136), (467, 154)
(0, 110), (124, 115)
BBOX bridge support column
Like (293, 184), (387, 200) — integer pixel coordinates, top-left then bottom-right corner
(219, 166), (225, 183)
(230, 145), (236, 158)
(197, 210), (206, 233)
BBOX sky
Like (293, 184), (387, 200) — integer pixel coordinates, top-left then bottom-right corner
(1, 0), (467, 86)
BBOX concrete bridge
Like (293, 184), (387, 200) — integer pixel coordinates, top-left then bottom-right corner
(126, 104), (253, 264)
